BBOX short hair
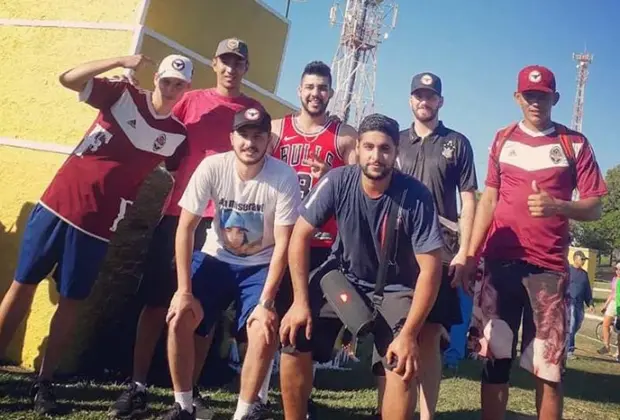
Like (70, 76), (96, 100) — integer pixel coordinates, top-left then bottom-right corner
(358, 114), (400, 146)
(301, 61), (332, 86)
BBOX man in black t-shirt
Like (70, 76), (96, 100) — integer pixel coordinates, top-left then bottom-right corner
(279, 114), (444, 420)
(397, 72), (478, 419)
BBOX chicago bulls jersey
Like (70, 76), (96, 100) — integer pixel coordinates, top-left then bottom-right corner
(39, 77), (187, 241)
(272, 114), (345, 248)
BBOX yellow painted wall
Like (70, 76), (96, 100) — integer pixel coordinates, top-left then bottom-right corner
(0, 26), (133, 144)
(1, 0), (141, 24)
(568, 246), (598, 284)
(143, 0), (289, 93)
(138, 34), (295, 118)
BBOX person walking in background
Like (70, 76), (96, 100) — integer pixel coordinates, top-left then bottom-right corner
(565, 250), (594, 360)
(598, 262), (620, 360)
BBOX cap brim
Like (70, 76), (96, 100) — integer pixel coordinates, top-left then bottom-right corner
(158, 70), (191, 83)
(234, 121), (270, 132)
(411, 86), (441, 95)
(216, 51), (247, 60)
(518, 86), (554, 93)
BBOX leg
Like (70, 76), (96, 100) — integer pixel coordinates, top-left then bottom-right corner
(238, 320), (279, 403)
(535, 377), (563, 420)
(381, 368), (416, 420)
(601, 316), (612, 350)
(565, 303), (577, 355)
(193, 331), (214, 385)
(280, 351), (314, 420)
(417, 323), (443, 420)
(481, 361), (511, 420)
(0, 281), (37, 355)
(132, 305), (168, 383)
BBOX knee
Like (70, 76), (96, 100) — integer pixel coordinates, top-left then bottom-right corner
(247, 320), (278, 355)
(482, 358), (512, 384)
(168, 310), (200, 338)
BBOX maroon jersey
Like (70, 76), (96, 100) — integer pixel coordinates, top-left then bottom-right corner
(272, 114), (345, 248)
(482, 122), (607, 272)
(39, 77), (187, 241)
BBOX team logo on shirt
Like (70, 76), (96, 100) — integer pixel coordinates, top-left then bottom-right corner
(441, 140), (455, 160)
(421, 74), (433, 85)
(171, 59), (185, 71)
(549, 145), (564, 164)
(529, 70), (542, 83)
(153, 133), (167, 151)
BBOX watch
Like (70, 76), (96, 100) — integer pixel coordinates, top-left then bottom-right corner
(259, 298), (275, 311)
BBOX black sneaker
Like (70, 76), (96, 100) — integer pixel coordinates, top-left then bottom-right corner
(307, 398), (317, 420)
(240, 402), (274, 420)
(108, 383), (147, 419)
(192, 386), (214, 420)
(158, 403), (196, 420)
(30, 379), (58, 415)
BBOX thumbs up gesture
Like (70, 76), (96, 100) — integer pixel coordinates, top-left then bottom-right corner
(527, 180), (559, 217)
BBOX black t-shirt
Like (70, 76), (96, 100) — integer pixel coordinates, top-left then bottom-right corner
(300, 165), (444, 291)
(397, 122), (478, 223)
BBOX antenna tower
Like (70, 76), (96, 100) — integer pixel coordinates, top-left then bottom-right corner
(570, 51), (593, 133)
(328, 0), (398, 127)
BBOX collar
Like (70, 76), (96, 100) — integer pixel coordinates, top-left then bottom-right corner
(409, 121), (446, 143)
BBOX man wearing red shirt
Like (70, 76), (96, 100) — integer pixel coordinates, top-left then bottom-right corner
(0, 53), (192, 415)
(109, 38), (263, 419)
(466, 65), (607, 420)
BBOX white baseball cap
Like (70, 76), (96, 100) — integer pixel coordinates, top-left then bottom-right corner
(157, 54), (193, 82)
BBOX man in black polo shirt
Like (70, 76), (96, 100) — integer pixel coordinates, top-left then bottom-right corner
(395, 72), (478, 419)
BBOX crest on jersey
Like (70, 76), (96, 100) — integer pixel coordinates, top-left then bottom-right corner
(227, 39), (240, 51)
(153, 133), (167, 151)
(171, 59), (185, 71)
(528, 70), (542, 83)
(442, 140), (455, 160)
(549, 145), (564, 164)
(245, 108), (261, 121)
(421, 74), (433, 85)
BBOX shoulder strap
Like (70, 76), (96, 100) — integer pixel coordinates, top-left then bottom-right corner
(493, 123), (519, 176)
(554, 123), (577, 188)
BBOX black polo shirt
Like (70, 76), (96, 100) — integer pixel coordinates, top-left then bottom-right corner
(397, 122), (477, 223)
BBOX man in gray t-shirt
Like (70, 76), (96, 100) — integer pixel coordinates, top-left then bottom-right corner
(279, 114), (444, 419)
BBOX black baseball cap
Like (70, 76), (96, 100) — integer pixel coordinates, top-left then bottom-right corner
(232, 107), (271, 133)
(411, 72), (442, 96)
(573, 250), (588, 260)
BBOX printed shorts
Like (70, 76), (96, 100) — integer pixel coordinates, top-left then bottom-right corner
(468, 259), (568, 383)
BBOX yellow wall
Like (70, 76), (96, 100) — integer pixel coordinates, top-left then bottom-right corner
(568, 246), (598, 284)
(143, 0), (289, 93)
(0, 0), (141, 23)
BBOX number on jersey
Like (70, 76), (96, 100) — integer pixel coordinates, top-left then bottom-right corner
(74, 124), (113, 156)
(110, 197), (134, 232)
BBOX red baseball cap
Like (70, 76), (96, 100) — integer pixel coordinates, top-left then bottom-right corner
(517, 65), (556, 93)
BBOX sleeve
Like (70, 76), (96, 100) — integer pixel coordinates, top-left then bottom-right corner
(584, 275), (593, 306)
(178, 156), (214, 216)
(484, 131), (502, 188)
(456, 135), (478, 192)
(165, 137), (189, 172)
(79, 77), (127, 110)
(299, 172), (337, 228)
(275, 169), (302, 226)
(409, 188), (444, 254)
(574, 137), (608, 199)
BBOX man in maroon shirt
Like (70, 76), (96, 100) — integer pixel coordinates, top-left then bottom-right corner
(466, 65), (607, 420)
(109, 38), (263, 419)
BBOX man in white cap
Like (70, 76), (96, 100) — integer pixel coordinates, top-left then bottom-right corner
(0, 53), (192, 415)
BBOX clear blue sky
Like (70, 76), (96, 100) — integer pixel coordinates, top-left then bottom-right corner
(264, 0), (618, 183)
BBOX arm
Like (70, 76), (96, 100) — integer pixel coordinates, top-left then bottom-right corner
(260, 224), (294, 303)
(288, 217), (316, 305)
(59, 54), (153, 92)
(336, 124), (358, 165)
(584, 276), (593, 308)
(457, 191), (476, 256)
(455, 135), (478, 256)
(555, 197), (602, 221)
(175, 209), (202, 293)
(467, 186), (498, 258)
(266, 118), (283, 155)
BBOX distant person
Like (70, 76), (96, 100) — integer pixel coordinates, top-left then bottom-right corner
(565, 250), (594, 359)
(109, 38), (263, 420)
(465, 65), (607, 420)
(159, 107), (300, 420)
(598, 262), (620, 360)
(0, 53), (192, 415)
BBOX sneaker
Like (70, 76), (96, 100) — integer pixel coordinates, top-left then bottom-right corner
(108, 382), (147, 419)
(158, 403), (196, 420)
(597, 346), (610, 355)
(240, 402), (274, 420)
(30, 379), (59, 415)
(192, 386), (214, 420)
(307, 398), (317, 420)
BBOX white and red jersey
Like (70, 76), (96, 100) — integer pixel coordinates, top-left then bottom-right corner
(482, 122), (607, 272)
(272, 114), (345, 248)
(39, 77), (187, 242)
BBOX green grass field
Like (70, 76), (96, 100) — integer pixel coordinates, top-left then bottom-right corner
(2, 335), (620, 420)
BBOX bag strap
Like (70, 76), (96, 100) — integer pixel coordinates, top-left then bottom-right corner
(554, 123), (577, 189)
(373, 187), (408, 311)
(492, 122), (519, 178)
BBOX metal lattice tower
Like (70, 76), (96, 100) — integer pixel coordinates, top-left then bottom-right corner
(328, 0), (398, 127)
(570, 51), (593, 133)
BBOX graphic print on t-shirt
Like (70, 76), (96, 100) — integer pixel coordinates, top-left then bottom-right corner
(219, 205), (264, 257)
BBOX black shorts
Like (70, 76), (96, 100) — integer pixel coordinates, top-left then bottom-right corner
(281, 259), (412, 376)
(139, 215), (212, 307)
(424, 264), (462, 328)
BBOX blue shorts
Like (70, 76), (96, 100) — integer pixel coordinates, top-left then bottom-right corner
(191, 252), (269, 337)
(14, 203), (109, 300)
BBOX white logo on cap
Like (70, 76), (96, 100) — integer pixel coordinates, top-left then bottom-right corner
(528, 70), (542, 83)
(171, 59), (185, 71)
(245, 108), (260, 120)
(421, 74), (433, 85)
(227, 39), (240, 50)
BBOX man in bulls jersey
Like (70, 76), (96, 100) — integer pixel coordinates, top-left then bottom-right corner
(466, 65), (607, 420)
(0, 53), (192, 414)
(269, 60), (357, 417)
(110, 38), (263, 420)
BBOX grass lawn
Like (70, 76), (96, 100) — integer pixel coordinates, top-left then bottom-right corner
(2, 335), (620, 420)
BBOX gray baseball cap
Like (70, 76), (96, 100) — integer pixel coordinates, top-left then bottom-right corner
(215, 38), (249, 60)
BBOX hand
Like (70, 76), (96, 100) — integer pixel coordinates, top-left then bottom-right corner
(279, 301), (313, 348)
(303, 153), (331, 179)
(166, 292), (203, 324)
(247, 304), (278, 345)
(385, 331), (419, 383)
(528, 181), (559, 217)
(119, 54), (154, 71)
(460, 256), (479, 296)
(587, 306), (595, 313)
(449, 252), (467, 289)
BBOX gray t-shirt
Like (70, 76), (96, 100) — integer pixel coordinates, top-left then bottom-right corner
(301, 165), (444, 290)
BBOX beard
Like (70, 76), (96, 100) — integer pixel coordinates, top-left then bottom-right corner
(361, 163), (392, 180)
(413, 106), (438, 123)
(301, 97), (328, 117)
(234, 146), (267, 165)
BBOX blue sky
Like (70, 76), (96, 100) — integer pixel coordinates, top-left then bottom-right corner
(264, 0), (619, 183)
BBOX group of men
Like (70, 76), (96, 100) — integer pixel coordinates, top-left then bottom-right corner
(0, 34), (609, 420)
